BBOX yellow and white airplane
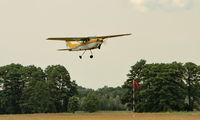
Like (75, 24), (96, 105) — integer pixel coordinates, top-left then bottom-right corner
(47, 33), (131, 59)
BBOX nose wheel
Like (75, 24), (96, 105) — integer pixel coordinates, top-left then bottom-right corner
(89, 50), (93, 59)
(90, 55), (93, 58)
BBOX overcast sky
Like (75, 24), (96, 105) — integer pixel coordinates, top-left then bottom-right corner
(0, 0), (199, 89)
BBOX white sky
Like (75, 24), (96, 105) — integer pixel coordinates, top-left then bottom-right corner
(0, 0), (200, 89)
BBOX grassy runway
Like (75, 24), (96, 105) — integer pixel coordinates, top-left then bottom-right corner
(0, 111), (200, 120)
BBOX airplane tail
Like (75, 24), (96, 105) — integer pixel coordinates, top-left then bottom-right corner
(66, 41), (76, 48)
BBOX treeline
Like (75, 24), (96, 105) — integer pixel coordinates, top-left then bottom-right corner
(77, 86), (126, 112)
(122, 60), (200, 112)
(1, 60), (200, 114)
(0, 63), (126, 114)
(0, 64), (77, 114)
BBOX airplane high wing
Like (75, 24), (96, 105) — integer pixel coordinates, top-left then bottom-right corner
(96, 33), (131, 39)
(47, 33), (131, 41)
(46, 37), (88, 41)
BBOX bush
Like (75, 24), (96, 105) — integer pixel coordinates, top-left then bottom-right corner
(82, 92), (99, 112)
(68, 96), (80, 113)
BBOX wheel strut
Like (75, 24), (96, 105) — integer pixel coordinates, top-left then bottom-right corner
(90, 50), (93, 59)
(79, 50), (86, 59)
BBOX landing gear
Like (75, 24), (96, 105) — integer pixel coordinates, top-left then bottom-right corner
(79, 50), (94, 59)
(90, 55), (93, 58)
(89, 50), (93, 59)
(79, 50), (86, 59)
(98, 44), (101, 49)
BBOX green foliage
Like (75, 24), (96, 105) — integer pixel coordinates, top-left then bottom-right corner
(19, 65), (49, 113)
(0, 64), (77, 114)
(96, 86), (126, 111)
(136, 62), (186, 112)
(68, 96), (80, 113)
(183, 62), (200, 111)
(77, 86), (94, 98)
(0, 64), (23, 114)
(45, 65), (78, 112)
(82, 92), (99, 112)
(77, 86), (95, 111)
(122, 59), (146, 110)
(0, 60), (200, 114)
(77, 86), (126, 111)
(122, 60), (200, 112)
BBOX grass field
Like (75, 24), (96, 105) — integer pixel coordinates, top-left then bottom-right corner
(0, 111), (200, 120)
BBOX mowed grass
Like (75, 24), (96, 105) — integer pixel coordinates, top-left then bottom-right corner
(0, 111), (200, 120)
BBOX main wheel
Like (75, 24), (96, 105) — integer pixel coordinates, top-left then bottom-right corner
(79, 56), (82, 59)
(90, 55), (93, 59)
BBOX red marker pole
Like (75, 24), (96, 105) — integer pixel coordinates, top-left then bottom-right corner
(133, 80), (140, 112)
(132, 80), (135, 112)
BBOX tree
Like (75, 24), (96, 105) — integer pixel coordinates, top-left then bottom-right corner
(45, 65), (77, 112)
(121, 59), (146, 110)
(136, 62), (186, 112)
(68, 96), (80, 113)
(96, 86), (126, 111)
(183, 62), (200, 111)
(77, 86), (94, 111)
(19, 65), (49, 113)
(0, 64), (24, 114)
(122, 60), (189, 112)
(77, 86), (94, 98)
(82, 92), (99, 112)
(0, 64), (78, 114)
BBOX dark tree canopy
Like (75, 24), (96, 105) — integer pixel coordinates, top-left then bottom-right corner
(20, 65), (48, 113)
(0, 64), (77, 114)
(45, 65), (77, 112)
(82, 92), (99, 112)
(96, 86), (126, 111)
(183, 62), (200, 111)
(0, 60), (200, 114)
(137, 62), (186, 112)
(0, 64), (24, 114)
(122, 60), (200, 112)
(68, 96), (80, 113)
(122, 59), (146, 110)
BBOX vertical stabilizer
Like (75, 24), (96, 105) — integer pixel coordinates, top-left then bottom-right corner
(66, 41), (79, 48)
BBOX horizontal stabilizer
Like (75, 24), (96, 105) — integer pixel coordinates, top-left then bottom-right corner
(57, 48), (72, 51)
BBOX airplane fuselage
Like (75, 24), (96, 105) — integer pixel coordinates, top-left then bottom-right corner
(69, 40), (103, 51)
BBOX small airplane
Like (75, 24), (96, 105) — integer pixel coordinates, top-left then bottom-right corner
(47, 33), (131, 59)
